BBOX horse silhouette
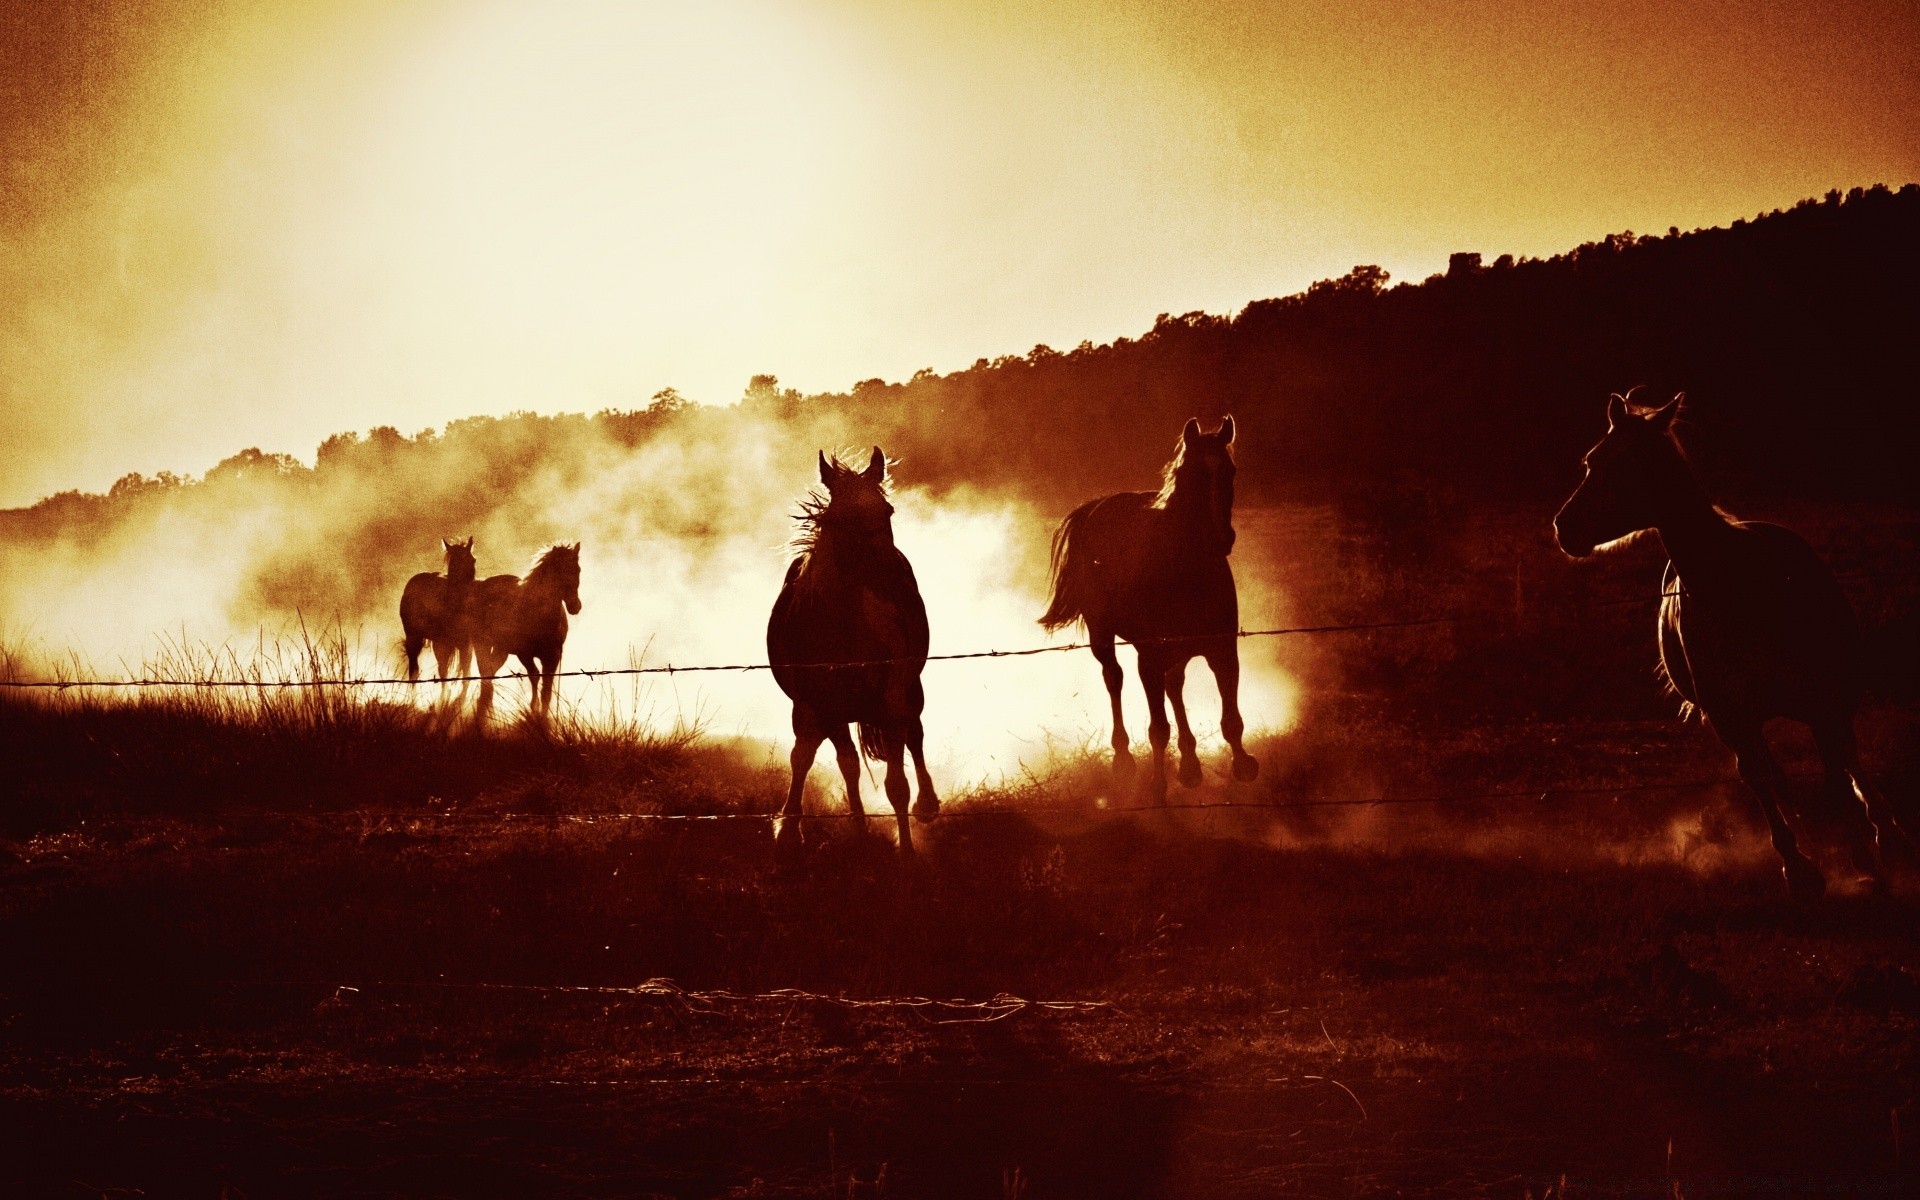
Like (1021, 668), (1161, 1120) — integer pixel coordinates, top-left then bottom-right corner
(767, 448), (938, 854)
(470, 543), (582, 725)
(1555, 392), (1913, 900)
(400, 537), (477, 713)
(1041, 417), (1260, 802)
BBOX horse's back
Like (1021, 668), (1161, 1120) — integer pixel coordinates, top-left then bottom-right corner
(1077, 492), (1237, 642)
(400, 572), (449, 637)
(768, 550), (926, 722)
(469, 574), (521, 649)
(1663, 521), (1861, 724)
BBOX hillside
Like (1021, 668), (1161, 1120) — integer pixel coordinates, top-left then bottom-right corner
(2, 185), (1916, 711)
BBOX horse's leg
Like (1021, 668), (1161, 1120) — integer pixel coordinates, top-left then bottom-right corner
(541, 646), (561, 717)
(451, 642), (473, 714)
(778, 706), (827, 853)
(1816, 718), (1914, 881)
(403, 633), (426, 685)
(880, 730), (913, 855)
(907, 714), (940, 821)
(828, 723), (866, 829)
(1810, 719), (1887, 888)
(474, 646), (505, 730)
(1164, 657), (1202, 788)
(515, 653), (541, 723)
(1206, 643), (1260, 782)
(1136, 648), (1170, 805)
(1716, 717), (1824, 903)
(428, 641), (456, 730)
(1091, 626), (1133, 780)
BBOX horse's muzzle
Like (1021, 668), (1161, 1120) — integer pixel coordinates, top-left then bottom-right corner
(566, 597), (583, 615)
(1553, 520), (1595, 559)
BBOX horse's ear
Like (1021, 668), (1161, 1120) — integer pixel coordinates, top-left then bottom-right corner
(1217, 415), (1236, 445)
(571, 541), (580, 553)
(1648, 393), (1682, 432)
(862, 446), (886, 483)
(818, 450), (834, 486)
(463, 536), (474, 549)
(441, 537), (452, 551)
(1605, 394), (1629, 429)
(1182, 417), (1202, 447)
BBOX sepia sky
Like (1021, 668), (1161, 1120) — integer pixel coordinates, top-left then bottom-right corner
(2, 0), (1915, 504)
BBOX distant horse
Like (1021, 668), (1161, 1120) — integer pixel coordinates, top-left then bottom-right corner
(768, 448), (938, 854)
(1041, 416), (1259, 802)
(471, 543), (582, 725)
(400, 537), (477, 710)
(1555, 392), (1912, 901)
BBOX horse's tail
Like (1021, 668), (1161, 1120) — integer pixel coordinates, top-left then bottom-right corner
(1039, 498), (1101, 632)
(858, 723), (892, 761)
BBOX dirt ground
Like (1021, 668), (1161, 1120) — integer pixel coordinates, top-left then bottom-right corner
(4, 708), (1919, 1199)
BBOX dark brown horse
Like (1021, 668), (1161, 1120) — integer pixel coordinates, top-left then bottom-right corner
(1041, 417), (1259, 802)
(471, 543), (582, 724)
(768, 448), (938, 853)
(400, 537), (477, 710)
(1555, 392), (1912, 900)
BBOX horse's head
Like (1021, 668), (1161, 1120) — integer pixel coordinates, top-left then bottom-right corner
(810, 447), (896, 550)
(532, 542), (583, 614)
(1554, 392), (1685, 558)
(1163, 416), (1238, 554)
(441, 536), (477, 584)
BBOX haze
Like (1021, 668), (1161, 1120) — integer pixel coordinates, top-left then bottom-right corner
(2, 0), (1914, 505)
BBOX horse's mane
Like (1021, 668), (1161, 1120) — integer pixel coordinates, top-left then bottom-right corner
(788, 451), (891, 558)
(1152, 430), (1230, 509)
(526, 544), (577, 584)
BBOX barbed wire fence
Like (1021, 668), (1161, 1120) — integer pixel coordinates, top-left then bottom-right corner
(3, 575), (1903, 827)
(4, 563), (1907, 691)
(0, 590), (1682, 691)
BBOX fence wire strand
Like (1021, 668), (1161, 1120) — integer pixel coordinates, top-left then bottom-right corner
(0, 591), (1684, 691)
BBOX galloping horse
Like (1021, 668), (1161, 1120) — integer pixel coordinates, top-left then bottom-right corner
(400, 537), (477, 709)
(1555, 393), (1912, 900)
(470, 543), (582, 724)
(768, 448), (938, 854)
(1041, 416), (1259, 802)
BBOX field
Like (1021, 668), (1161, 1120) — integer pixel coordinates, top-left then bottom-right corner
(4, 661), (1918, 1199)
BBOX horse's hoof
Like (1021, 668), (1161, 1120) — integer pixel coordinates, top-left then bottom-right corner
(774, 814), (805, 849)
(1138, 774), (1168, 807)
(1882, 828), (1920, 870)
(1177, 756), (1203, 788)
(1112, 750), (1136, 781)
(912, 795), (941, 822)
(1232, 752), (1261, 783)
(1783, 857), (1826, 905)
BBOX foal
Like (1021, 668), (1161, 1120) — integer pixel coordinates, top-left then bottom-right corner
(1555, 393), (1912, 900)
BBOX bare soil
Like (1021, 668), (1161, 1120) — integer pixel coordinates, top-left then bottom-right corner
(3, 710), (1918, 1198)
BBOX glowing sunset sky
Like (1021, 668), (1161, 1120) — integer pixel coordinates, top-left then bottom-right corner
(2, 0), (1915, 504)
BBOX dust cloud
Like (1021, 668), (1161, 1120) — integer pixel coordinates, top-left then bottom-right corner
(0, 403), (1301, 789)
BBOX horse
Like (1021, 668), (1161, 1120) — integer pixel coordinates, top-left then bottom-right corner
(1554, 392), (1913, 901)
(1040, 416), (1260, 802)
(470, 543), (582, 725)
(767, 447), (938, 855)
(400, 537), (477, 713)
